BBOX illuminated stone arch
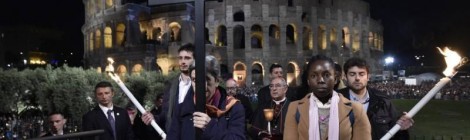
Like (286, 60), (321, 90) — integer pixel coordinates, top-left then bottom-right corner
(96, 67), (102, 73)
(132, 64), (143, 75)
(117, 65), (127, 76)
(169, 64), (178, 72)
(89, 32), (94, 51)
(352, 30), (360, 52)
(302, 26), (313, 50)
(251, 24), (263, 49)
(318, 25), (327, 50)
(374, 32), (378, 49)
(216, 25), (227, 46)
(116, 23), (126, 47)
(251, 62), (264, 86)
(104, 27), (113, 48)
(233, 25), (245, 49)
(286, 24), (297, 44)
(169, 22), (181, 42)
(105, 0), (113, 9)
(287, 62), (300, 86)
(342, 27), (350, 48)
(233, 62), (247, 86)
(330, 28), (337, 50)
(369, 32), (374, 48)
(269, 24), (280, 47)
(95, 30), (101, 49)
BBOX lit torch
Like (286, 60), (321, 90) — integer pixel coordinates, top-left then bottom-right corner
(105, 57), (167, 139)
(380, 47), (468, 140)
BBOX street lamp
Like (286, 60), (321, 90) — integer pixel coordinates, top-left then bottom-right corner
(385, 56), (394, 65)
(384, 56), (395, 80)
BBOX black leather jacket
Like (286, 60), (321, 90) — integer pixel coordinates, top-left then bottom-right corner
(339, 87), (409, 140)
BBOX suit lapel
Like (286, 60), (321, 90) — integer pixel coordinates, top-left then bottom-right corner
(94, 106), (114, 137)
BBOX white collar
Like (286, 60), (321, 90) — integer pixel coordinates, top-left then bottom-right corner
(272, 97), (286, 105)
(349, 89), (370, 104)
(179, 74), (191, 85)
(53, 130), (64, 136)
(99, 104), (114, 113)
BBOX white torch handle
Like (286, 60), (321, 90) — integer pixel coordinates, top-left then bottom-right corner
(108, 73), (167, 139)
(381, 77), (451, 140)
(267, 122), (271, 135)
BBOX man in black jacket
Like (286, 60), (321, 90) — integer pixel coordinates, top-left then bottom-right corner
(41, 112), (67, 137)
(82, 81), (134, 140)
(338, 57), (413, 140)
(226, 78), (253, 122)
(249, 77), (290, 140)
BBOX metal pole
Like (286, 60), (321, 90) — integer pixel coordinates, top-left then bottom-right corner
(194, 0), (206, 139)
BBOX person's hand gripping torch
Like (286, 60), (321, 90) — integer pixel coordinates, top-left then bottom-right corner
(105, 57), (167, 139)
(380, 47), (468, 140)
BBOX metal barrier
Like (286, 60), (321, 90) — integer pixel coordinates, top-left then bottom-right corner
(413, 135), (465, 140)
(29, 129), (104, 140)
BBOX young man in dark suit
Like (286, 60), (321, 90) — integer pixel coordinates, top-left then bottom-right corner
(82, 81), (134, 140)
(40, 112), (67, 137)
(338, 57), (413, 140)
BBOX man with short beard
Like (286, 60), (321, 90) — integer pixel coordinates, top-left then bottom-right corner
(226, 79), (253, 122)
(160, 43), (195, 133)
(338, 57), (413, 140)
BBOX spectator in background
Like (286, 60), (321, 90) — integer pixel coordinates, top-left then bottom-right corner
(40, 112), (67, 137)
(226, 78), (253, 123)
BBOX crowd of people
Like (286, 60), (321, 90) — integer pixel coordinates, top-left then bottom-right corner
(368, 79), (470, 100)
(4, 43), (467, 140)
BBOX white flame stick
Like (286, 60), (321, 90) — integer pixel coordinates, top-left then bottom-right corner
(105, 57), (167, 139)
(381, 47), (467, 140)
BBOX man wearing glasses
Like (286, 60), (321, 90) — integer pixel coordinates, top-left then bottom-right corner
(226, 79), (253, 123)
(249, 77), (291, 140)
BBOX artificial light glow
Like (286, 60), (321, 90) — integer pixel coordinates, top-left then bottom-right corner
(105, 57), (115, 72)
(438, 47), (462, 76)
(385, 57), (394, 64)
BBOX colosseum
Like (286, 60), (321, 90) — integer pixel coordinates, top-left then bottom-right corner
(82, 0), (384, 87)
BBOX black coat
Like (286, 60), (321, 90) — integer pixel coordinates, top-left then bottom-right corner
(339, 87), (409, 140)
(235, 93), (253, 122)
(82, 106), (134, 140)
(249, 98), (290, 140)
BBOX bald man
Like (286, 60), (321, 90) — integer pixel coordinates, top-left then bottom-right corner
(226, 79), (253, 122)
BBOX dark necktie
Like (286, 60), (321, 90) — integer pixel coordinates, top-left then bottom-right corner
(107, 109), (116, 140)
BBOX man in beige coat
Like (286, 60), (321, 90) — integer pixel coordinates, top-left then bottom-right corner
(284, 55), (371, 140)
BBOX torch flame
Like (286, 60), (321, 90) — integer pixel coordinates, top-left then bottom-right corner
(105, 57), (115, 73)
(437, 47), (462, 77)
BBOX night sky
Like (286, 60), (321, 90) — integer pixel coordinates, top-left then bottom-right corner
(365, 0), (470, 68)
(1, 0), (469, 68)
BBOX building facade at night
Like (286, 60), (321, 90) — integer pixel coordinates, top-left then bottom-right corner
(82, 0), (384, 86)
